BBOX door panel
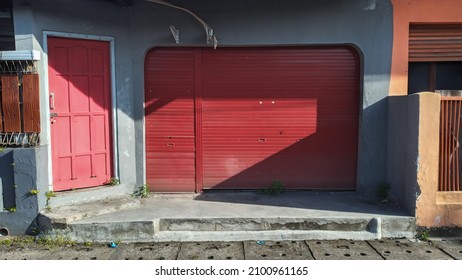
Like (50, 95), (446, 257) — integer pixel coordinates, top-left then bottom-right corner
(48, 37), (112, 191)
(201, 48), (359, 190)
(144, 49), (196, 192)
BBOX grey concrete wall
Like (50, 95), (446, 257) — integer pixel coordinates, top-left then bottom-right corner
(131, 0), (394, 194)
(11, 0), (393, 198)
(387, 95), (420, 215)
(0, 149), (15, 211)
(0, 148), (45, 235)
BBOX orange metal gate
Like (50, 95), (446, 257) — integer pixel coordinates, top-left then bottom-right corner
(439, 97), (462, 191)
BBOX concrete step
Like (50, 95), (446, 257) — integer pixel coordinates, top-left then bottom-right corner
(38, 195), (141, 231)
(52, 216), (415, 243)
(37, 192), (416, 243)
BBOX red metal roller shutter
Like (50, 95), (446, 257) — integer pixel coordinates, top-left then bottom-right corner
(201, 47), (359, 190)
(145, 47), (359, 192)
(145, 49), (196, 192)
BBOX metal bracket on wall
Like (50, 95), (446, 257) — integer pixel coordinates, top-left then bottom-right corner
(146, 0), (218, 48)
(170, 25), (180, 44)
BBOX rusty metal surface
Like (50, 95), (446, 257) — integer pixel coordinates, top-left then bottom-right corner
(439, 98), (462, 191)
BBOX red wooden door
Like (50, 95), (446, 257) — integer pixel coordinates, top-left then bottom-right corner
(144, 49), (196, 192)
(48, 37), (112, 191)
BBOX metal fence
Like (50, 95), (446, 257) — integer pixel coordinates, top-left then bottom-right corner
(0, 60), (40, 146)
(439, 96), (462, 192)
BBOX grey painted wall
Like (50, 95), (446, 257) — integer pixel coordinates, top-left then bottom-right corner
(0, 148), (46, 235)
(387, 96), (419, 214)
(11, 0), (393, 199)
(0, 149), (15, 211)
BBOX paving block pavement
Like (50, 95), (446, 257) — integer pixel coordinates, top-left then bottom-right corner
(306, 240), (382, 260)
(49, 246), (114, 260)
(177, 242), (245, 260)
(0, 247), (54, 260)
(430, 238), (462, 260)
(1, 238), (460, 260)
(244, 241), (314, 260)
(367, 239), (453, 260)
(109, 243), (180, 260)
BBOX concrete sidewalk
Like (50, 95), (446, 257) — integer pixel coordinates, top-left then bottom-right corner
(0, 238), (461, 260)
(38, 191), (416, 243)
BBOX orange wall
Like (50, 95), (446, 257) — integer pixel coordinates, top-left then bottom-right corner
(390, 0), (462, 96)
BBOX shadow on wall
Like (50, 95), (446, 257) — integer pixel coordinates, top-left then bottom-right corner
(199, 98), (359, 190)
(387, 95), (420, 216)
(191, 98), (411, 217)
(0, 149), (15, 210)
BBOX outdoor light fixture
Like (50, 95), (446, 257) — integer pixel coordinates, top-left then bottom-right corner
(146, 0), (218, 48)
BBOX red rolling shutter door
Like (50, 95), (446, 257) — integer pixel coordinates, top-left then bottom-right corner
(145, 47), (359, 191)
(201, 48), (359, 190)
(144, 49), (196, 192)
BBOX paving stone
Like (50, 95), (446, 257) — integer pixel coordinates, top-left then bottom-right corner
(306, 240), (382, 260)
(368, 239), (453, 260)
(244, 240), (313, 260)
(431, 238), (462, 260)
(109, 242), (180, 260)
(49, 245), (115, 260)
(177, 242), (244, 260)
(0, 247), (54, 260)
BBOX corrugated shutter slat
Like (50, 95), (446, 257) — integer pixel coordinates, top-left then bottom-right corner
(409, 24), (462, 62)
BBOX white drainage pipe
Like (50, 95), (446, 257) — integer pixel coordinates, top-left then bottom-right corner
(0, 227), (9, 236)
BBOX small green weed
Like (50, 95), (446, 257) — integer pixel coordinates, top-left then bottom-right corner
(377, 183), (390, 202)
(36, 235), (76, 248)
(261, 180), (285, 196)
(45, 191), (57, 210)
(419, 231), (430, 241)
(133, 184), (150, 198)
(29, 189), (39, 195)
(5, 207), (16, 213)
(0, 238), (13, 246)
(0, 236), (35, 246)
(15, 236), (36, 245)
(107, 177), (120, 186)
(83, 241), (93, 247)
(45, 191), (56, 198)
